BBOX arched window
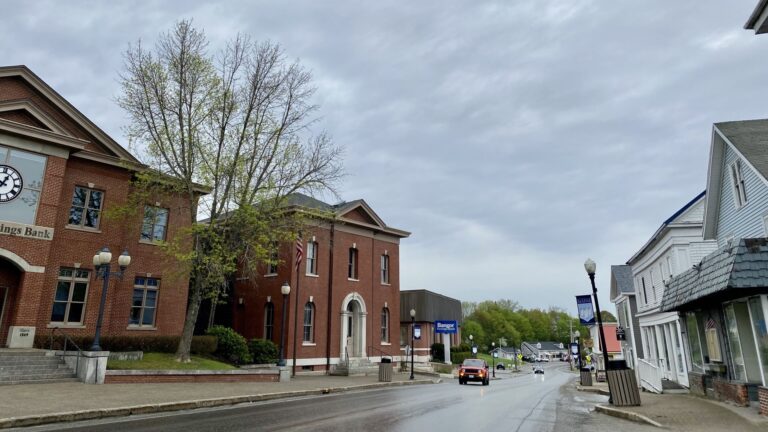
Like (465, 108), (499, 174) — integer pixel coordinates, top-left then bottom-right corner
(264, 302), (274, 340)
(303, 302), (315, 342)
(381, 307), (389, 343)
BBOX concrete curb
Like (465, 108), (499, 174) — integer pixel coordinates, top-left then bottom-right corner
(0, 379), (436, 429)
(594, 404), (664, 428)
(575, 385), (610, 396)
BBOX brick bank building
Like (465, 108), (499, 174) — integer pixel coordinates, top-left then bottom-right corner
(0, 66), (193, 348)
(229, 194), (409, 373)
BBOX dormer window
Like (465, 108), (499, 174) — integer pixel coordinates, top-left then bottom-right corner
(730, 160), (747, 208)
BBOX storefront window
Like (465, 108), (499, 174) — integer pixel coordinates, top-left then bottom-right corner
(0, 145), (46, 225)
(748, 297), (768, 384)
(686, 312), (704, 372)
(724, 303), (747, 381)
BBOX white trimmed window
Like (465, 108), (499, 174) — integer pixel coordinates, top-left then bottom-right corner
(381, 308), (390, 342)
(68, 186), (104, 229)
(381, 254), (390, 284)
(730, 160), (748, 208)
(303, 302), (315, 342)
(267, 243), (279, 275)
(141, 206), (169, 242)
(264, 302), (275, 340)
(50, 269), (90, 324)
(130, 277), (159, 327)
(348, 247), (358, 280)
(306, 241), (318, 275)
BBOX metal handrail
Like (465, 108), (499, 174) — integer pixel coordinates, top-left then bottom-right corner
(366, 345), (392, 363)
(49, 327), (83, 374)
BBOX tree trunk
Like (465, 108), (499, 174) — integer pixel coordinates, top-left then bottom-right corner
(176, 276), (203, 363)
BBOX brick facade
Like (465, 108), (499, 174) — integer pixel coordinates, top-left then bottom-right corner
(688, 372), (707, 397)
(230, 196), (409, 372)
(0, 66), (195, 347)
(713, 378), (750, 406)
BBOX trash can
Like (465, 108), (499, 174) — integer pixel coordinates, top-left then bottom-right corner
(379, 358), (393, 382)
(580, 368), (592, 386)
(606, 368), (641, 406)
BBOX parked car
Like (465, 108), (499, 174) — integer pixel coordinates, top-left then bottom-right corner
(458, 358), (489, 385)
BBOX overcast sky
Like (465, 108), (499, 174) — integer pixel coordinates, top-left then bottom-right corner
(3, 1), (766, 314)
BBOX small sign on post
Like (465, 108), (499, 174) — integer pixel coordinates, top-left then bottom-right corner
(414, 325), (422, 340)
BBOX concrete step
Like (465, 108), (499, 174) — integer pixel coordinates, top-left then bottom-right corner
(0, 357), (62, 364)
(0, 349), (49, 356)
(0, 363), (70, 372)
(0, 377), (80, 386)
(0, 371), (77, 382)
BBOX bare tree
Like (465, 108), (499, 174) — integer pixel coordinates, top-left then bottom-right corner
(118, 20), (343, 361)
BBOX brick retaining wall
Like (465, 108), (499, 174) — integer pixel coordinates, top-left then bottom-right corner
(713, 378), (749, 406)
(759, 386), (768, 415)
(104, 370), (279, 384)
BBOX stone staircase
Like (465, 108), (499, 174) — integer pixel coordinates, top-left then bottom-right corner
(330, 357), (380, 376)
(0, 349), (78, 385)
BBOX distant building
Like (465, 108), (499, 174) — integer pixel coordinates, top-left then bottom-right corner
(625, 192), (716, 392)
(588, 323), (622, 370)
(400, 289), (462, 363)
(229, 193), (409, 373)
(520, 341), (567, 361)
(609, 265), (642, 372)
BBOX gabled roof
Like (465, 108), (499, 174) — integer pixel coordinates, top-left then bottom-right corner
(0, 65), (138, 164)
(661, 238), (768, 312)
(745, 0), (768, 34)
(522, 341), (566, 352)
(285, 192), (410, 238)
(610, 265), (634, 302)
(703, 119), (768, 240)
(626, 191), (706, 265)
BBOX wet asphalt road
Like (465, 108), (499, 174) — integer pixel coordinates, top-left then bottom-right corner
(27, 363), (653, 432)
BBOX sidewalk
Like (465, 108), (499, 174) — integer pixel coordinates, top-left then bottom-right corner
(578, 382), (768, 431)
(0, 372), (437, 429)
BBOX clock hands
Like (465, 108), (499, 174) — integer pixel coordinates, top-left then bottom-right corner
(0, 175), (9, 188)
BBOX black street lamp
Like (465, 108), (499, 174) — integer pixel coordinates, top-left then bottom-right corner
(574, 330), (581, 371)
(491, 342), (496, 378)
(278, 282), (291, 367)
(584, 258), (613, 404)
(410, 308), (416, 380)
(90, 247), (131, 351)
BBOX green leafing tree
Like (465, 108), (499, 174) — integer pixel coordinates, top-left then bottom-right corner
(118, 20), (343, 362)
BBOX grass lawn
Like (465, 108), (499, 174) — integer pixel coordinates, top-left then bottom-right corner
(107, 352), (236, 370)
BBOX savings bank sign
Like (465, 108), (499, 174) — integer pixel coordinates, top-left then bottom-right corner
(435, 320), (458, 334)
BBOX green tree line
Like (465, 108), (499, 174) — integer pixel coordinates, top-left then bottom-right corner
(459, 300), (615, 350)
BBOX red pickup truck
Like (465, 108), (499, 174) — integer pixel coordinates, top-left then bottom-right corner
(458, 358), (489, 385)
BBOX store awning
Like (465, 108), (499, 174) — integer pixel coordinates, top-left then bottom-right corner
(661, 238), (768, 312)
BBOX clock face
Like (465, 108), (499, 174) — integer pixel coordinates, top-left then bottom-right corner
(0, 165), (23, 203)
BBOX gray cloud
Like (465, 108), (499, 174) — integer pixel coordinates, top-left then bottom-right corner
(3, 0), (765, 313)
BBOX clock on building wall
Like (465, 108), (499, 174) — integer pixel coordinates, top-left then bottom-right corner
(0, 165), (23, 203)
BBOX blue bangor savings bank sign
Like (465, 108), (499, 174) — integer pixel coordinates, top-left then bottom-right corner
(435, 320), (458, 334)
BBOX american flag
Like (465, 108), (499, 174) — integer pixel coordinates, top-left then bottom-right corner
(296, 238), (303, 271)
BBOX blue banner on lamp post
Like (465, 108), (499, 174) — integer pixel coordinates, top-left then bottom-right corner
(576, 295), (596, 325)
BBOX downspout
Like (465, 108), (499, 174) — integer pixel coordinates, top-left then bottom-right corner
(371, 233), (375, 358)
(326, 221), (335, 372)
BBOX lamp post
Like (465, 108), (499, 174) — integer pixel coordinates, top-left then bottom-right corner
(584, 258), (612, 404)
(469, 334), (475, 358)
(491, 342), (496, 378)
(90, 247), (131, 351)
(278, 282), (291, 367)
(410, 308), (416, 380)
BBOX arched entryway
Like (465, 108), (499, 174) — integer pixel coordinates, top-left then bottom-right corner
(0, 256), (23, 347)
(340, 293), (367, 359)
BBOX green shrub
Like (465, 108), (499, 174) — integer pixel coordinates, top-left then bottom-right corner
(35, 334), (217, 355)
(430, 343), (445, 362)
(248, 338), (279, 364)
(450, 343), (470, 353)
(451, 351), (473, 364)
(206, 326), (252, 365)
